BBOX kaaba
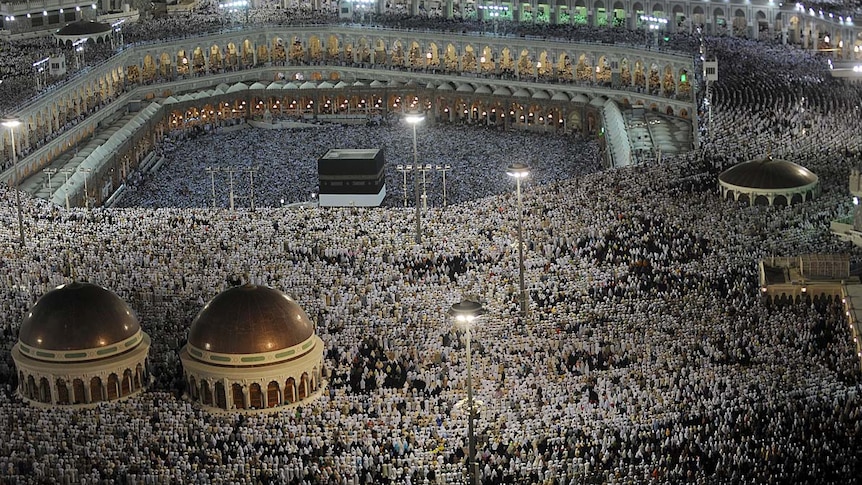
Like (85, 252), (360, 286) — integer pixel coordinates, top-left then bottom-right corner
(317, 149), (386, 207)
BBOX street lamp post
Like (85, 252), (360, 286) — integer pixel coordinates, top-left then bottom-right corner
(449, 299), (487, 485)
(506, 163), (530, 317)
(3, 119), (24, 246)
(435, 164), (451, 206)
(419, 163), (432, 211)
(43, 168), (57, 191)
(205, 166), (219, 208)
(395, 164), (409, 207)
(78, 167), (92, 209)
(405, 113), (425, 244)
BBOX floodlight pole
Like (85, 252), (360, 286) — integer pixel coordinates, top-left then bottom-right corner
(4, 120), (24, 246)
(405, 113), (424, 244)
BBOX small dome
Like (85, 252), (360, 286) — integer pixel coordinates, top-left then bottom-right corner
(19, 282), (140, 351)
(719, 157), (818, 190)
(188, 285), (314, 355)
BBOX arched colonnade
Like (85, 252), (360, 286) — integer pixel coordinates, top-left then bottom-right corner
(17, 362), (148, 405)
(184, 367), (323, 411)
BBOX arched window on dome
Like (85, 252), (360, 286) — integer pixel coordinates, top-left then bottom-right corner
(201, 379), (213, 406)
(18, 372), (26, 398)
(231, 383), (246, 410)
(299, 373), (309, 400)
(249, 383), (263, 409)
(285, 377), (296, 403)
(188, 376), (198, 400)
(107, 373), (120, 400)
(215, 381), (227, 409)
(73, 379), (86, 404)
(90, 376), (104, 403)
(56, 378), (70, 405)
(26, 375), (37, 400)
(39, 377), (51, 404)
(267, 381), (280, 408)
(122, 369), (133, 396)
(134, 364), (143, 389)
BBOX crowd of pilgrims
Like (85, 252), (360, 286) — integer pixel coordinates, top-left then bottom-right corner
(115, 122), (601, 209)
(1, 5), (862, 485)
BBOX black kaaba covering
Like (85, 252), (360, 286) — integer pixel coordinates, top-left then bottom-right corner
(317, 149), (385, 195)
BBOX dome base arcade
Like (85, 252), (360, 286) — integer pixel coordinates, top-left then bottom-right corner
(11, 333), (151, 407)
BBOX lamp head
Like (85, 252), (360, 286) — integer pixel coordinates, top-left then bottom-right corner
(506, 163), (530, 179)
(449, 299), (486, 324)
(2, 119), (22, 129)
(405, 113), (425, 124)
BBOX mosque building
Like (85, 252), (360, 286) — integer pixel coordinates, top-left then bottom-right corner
(180, 284), (325, 411)
(11, 282), (151, 406)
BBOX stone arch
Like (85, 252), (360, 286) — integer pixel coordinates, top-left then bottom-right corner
(90, 376), (104, 403)
(499, 47), (515, 74)
(272, 37), (286, 64)
(286, 377), (297, 403)
(517, 48), (534, 77)
(444, 43), (459, 72)
(231, 383), (246, 409)
(201, 379), (213, 406)
(188, 375), (197, 400)
(226, 42), (240, 68)
(774, 194), (788, 206)
(326, 34), (340, 61)
(596, 55), (611, 85)
(390, 39), (405, 67)
(299, 372), (309, 400)
(73, 378), (86, 404)
(209, 44), (224, 71)
(662, 65), (676, 95)
(142, 54), (157, 82)
(713, 8), (727, 33)
(308, 35), (323, 62)
(159, 52), (172, 78)
(249, 382), (263, 409)
(241, 39), (254, 66)
(267, 381), (280, 407)
(733, 8), (747, 36)
(462, 44), (478, 72)
(56, 378), (70, 405)
(107, 373), (120, 400)
(39, 377), (51, 403)
(215, 381), (227, 409)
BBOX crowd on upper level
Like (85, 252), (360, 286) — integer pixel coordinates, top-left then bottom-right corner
(0, 2), (861, 484)
(0, 0), (702, 116)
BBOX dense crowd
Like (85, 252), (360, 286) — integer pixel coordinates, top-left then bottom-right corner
(115, 122), (600, 209)
(1, 5), (862, 485)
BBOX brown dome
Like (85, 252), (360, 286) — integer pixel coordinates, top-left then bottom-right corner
(18, 282), (140, 351)
(188, 285), (314, 355)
